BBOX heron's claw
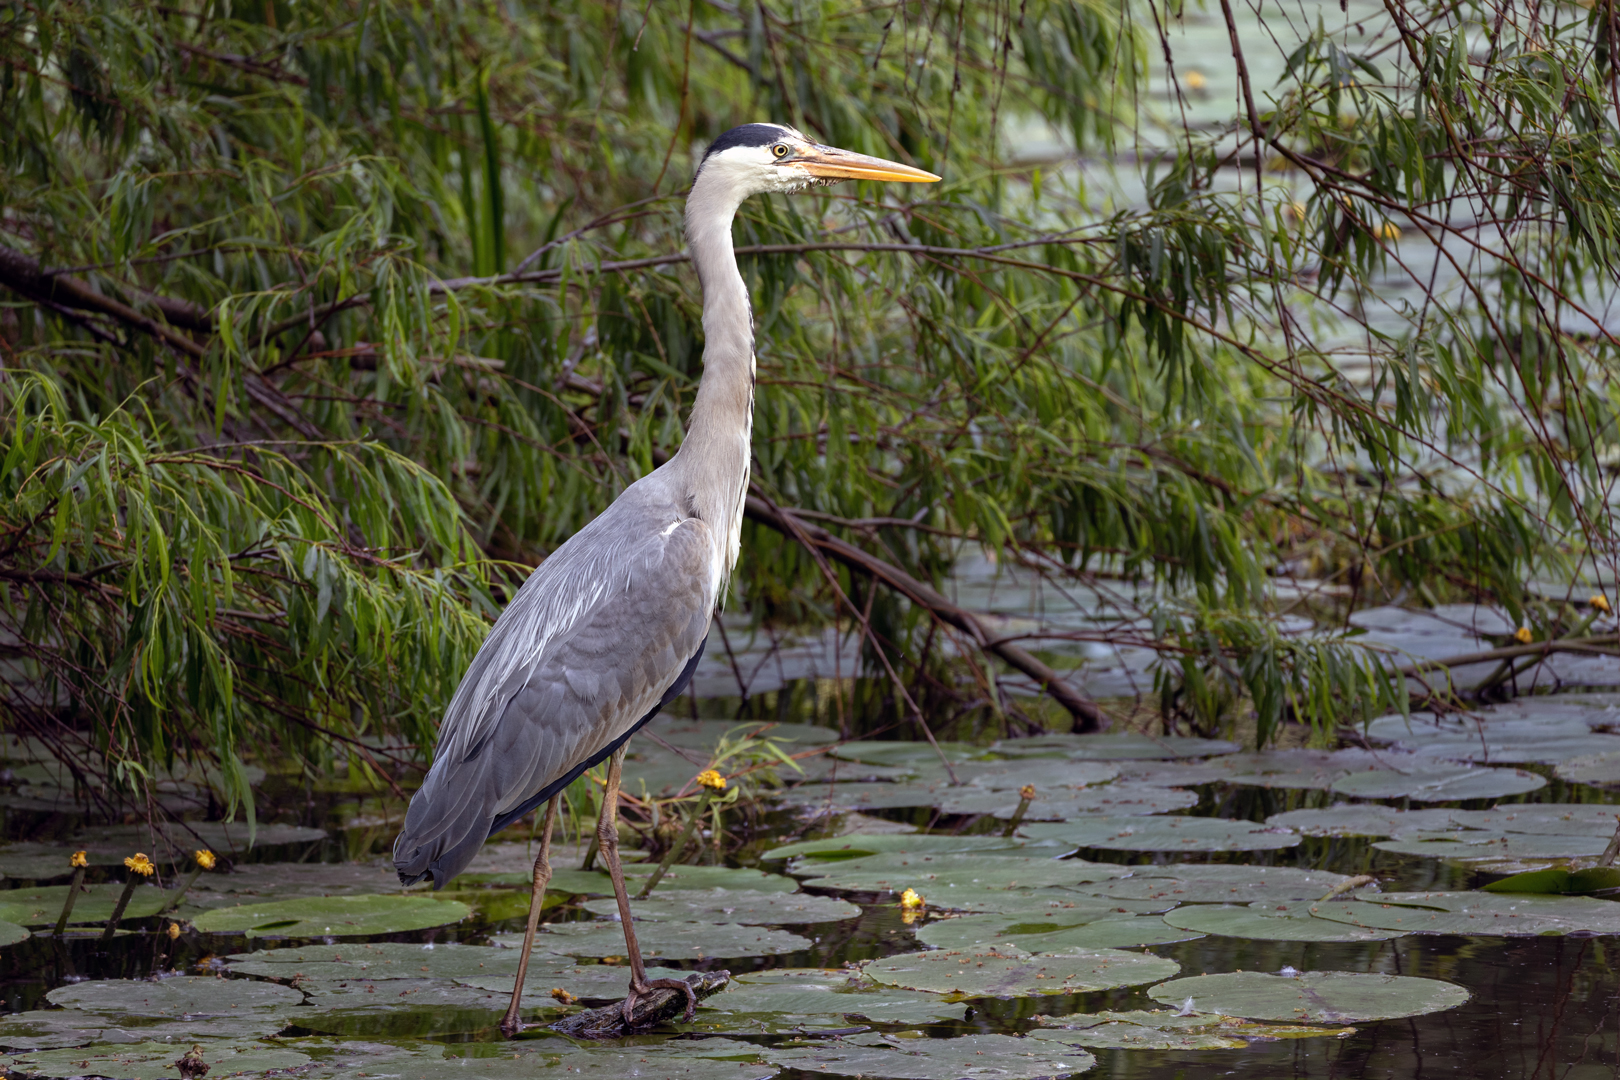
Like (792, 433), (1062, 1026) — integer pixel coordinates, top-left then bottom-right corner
(621, 975), (699, 1027)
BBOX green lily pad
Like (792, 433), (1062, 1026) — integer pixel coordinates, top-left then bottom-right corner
(0, 922), (29, 947)
(1556, 751), (1620, 787)
(48, 975), (304, 1015)
(195, 861), (404, 896)
(1372, 831), (1607, 862)
(764, 1031), (1095, 1079)
(1192, 749), (1418, 791)
(225, 941), (550, 981)
(955, 760), (1123, 790)
(935, 784), (1198, 819)
(864, 947), (1179, 997)
(1030, 1010), (1355, 1049)
(191, 893), (472, 937)
(582, 889), (858, 924)
(796, 853), (1128, 895)
(1330, 766), (1546, 801)
(0, 1040), (310, 1080)
(74, 821), (329, 858)
(917, 912), (1200, 952)
(693, 971), (964, 1031)
(900, 887), (1172, 915)
(1148, 970), (1469, 1022)
(762, 834), (1054, 862)
(1483, 866), (1620, 896)
(622, 864), (799, 892)
(1082, 865), (1363, 904)
(1448, 804), (1620, 835)
(915, 905), (1185, 949)
(1264, 806), (1460, 838)
(1162, 903), (1403, 942)
(1020, 817), (1301, 852)
(526, 920), (810, 959)
(293, 978), (563, 1036)
(0, 845), (126, 881)
(1308, 891), (1620, 935)
(0, 884), (169, 927)
(1365, 708), (1620, 764)
(992, 733), (1239, 759)
(281, 1037), (777, 1080)
(0, 1009), (290, 1051)
(775, 781), (951, 811)
(454, 958), (692, 1001)
(829, 742), (984, 767)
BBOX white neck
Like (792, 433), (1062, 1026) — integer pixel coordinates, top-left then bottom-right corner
(670, 168), (756, 589)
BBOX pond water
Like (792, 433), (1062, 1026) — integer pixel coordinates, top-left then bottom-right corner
(0, 679), (1618, 1078)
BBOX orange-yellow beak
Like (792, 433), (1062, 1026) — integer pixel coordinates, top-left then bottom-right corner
(797, 145), (941, 184)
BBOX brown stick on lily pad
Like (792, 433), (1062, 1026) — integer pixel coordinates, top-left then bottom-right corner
(548, 971), (731, 1039)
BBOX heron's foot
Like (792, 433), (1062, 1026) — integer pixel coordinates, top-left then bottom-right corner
(499, 1010), (527, 1039)
(620, 976), (699, 1026)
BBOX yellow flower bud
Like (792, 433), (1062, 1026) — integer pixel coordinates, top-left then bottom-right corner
(1514, 627), (1533, 644)
(70, 850), (88, 869)
(167, 922), (181, 940)
(696, 769), (727, 792)
(195, 850), (217, 870)
(1592, 595), (1612, 614)
(1019, 785), (1037, 801)
(900, 887), (925, 910)
(124, 853), (155, 877)
(1379, 222), (1402, 241)
(1183, 70), (1207, 91)
(550, 987), (578, 1005)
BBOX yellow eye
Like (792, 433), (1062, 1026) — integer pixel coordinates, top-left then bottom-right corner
(772, 143), (789, 158)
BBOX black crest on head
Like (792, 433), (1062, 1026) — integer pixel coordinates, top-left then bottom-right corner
(702, 123), (791, 162)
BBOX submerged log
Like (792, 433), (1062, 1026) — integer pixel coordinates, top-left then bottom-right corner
(548, 970), (732, 1039)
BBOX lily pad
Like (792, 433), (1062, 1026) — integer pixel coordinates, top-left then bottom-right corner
(0, 922), (29, 947)
(0, 1009), (290, 1051)
(1264, 806), (1460, 838)
(1372, 831), (1608, 862)
(0, 844), (125, 880)
(829, 741), (984, 767)
(1161, 903), (1403, 942)
(0, 1040), (310, 1080)
(1448, 804), (1620, 835)
(1189, 749), (1419, 791)
(191, 893), (472, 937)
(621, 864), (799, 893)
(1363, 708), (1620, 765)
(1483, 866), (1620, 896)
(1148, 970), (1468, 1022)
(1556, 751), (1620, 788)
(796, 854), (1128, 895)
(955, 760), (1123, 790)
(283, 1037), (777, 1080)
(694, 972), (964, 1031)
(762, 834), (1054, 862)
(195, 861), (404, 896)
(926, 906), (1192, 952)
(1082, 865), (1363, 905)
(992, 733), (1240, 759)
(582, 889), (859, 924)
(1030, 1010), (1355, 1049)
(916, 912), (1200, 952)
(763, 1032), (1094, 1079)
(529, 920), (810, 959)
(1308, 891), (1620, 935)
(49, 975), (304, 1015)
(74, 821), (328, 858)
(1330, 766), (1546, 801)
(455, 958), (693, 1001)
(226, 941), (548, 981)
(864, 947), (1179, 997)
(0, 884), (169, 927)
(293, 978), (563, 1036)
(775, 781), (952, 811)
(935, 784), (1198, 819)
(1020, 817), (1301, 852)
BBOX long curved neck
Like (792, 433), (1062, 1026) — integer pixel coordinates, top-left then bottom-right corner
(673, 170), (755, 580)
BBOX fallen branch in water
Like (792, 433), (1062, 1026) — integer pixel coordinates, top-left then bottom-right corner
(743, 495), (1111, 732)
(547, 970), (731, 1038)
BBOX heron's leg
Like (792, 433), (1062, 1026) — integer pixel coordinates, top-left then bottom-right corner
(598, 744), (698, 1025)
(499, 794), (560, 1038)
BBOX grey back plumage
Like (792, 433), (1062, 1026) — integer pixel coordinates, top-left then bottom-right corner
(394, 474), (717, 887)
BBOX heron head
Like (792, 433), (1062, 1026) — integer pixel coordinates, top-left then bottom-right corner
(697, 123), (940, 196)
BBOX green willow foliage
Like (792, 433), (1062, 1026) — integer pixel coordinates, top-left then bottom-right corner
(2, 1), (1617, 809)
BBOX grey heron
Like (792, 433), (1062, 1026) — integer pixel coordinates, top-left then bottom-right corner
(393, 122), (938, 1035)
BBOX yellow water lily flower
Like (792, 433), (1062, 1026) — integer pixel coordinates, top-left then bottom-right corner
(900, 888), (925, 910)
(195, 850), (217, 870)
(1514, 627), (1533, 644)
(70, 850), (88, 869)
(1019, 784), (1037, 801)
(696, 769), (727, 792)
(124, 853), (155, 876)
(1592, 595), (1611, 614)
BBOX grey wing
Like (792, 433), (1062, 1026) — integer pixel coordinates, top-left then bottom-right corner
(393, 510), (715, 888)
